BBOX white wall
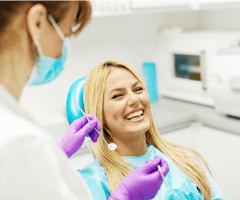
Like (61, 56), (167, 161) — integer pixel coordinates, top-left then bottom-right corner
(20, 11), (200, 125)
(200, 8), (240, 30)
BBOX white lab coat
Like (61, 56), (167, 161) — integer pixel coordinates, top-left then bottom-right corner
(0, 85), (92, 200)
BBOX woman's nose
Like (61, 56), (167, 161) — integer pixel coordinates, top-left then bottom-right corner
(128, 94), (140, 107)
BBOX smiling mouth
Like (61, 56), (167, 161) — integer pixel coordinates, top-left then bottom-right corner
(125, 110), (144, 121)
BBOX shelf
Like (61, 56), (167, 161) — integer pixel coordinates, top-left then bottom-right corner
(91, 0), (240, 17)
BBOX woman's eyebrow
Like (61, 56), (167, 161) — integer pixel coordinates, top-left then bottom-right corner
(109, 81), (141, 95)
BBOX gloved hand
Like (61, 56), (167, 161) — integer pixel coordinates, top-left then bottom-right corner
(58, 114), (102, 158)
(107, 156), (169, 200)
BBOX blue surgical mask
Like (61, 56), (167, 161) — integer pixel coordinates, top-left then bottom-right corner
(27, 14), (71, 86)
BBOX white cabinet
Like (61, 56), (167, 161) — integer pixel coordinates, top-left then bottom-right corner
(91, 0), (240, 17)
(131, 0), (192, 9)
(91, 0), (131, 17)
(161, 125), (194, 149)
(131, 0), (240, 9)
(200, 0), (240, 5)
(194, 125), (240, 200)
(161, 123), (240, 200)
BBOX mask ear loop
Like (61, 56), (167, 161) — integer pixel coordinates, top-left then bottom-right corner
(32, 14), (65, 57)
(32, 37), (43, 57)
(48, 14), (65, 41)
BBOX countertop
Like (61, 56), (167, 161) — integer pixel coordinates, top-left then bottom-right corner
(46, 96), (240, 144)
(44, 95), (240, 156)
(153, 96), (240, 136)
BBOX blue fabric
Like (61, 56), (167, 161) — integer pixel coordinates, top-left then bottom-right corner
(78, 145), (227, 200)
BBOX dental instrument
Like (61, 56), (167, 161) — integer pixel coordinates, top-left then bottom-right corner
(73, 101), (117, 151)
(151, 151), (168, 186)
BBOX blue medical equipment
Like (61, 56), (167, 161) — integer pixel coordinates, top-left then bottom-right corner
(142, 62), (159, 102)
(66, 76), (87, 125)
(66, 77), (118, 151)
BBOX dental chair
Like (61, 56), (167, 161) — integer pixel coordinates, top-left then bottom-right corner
(66, 76), (96, 160)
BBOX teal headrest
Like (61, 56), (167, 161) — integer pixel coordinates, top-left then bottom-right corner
(66, 77), (87, 125)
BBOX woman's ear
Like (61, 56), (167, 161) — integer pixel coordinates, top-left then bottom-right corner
(27, 4), (48, 40)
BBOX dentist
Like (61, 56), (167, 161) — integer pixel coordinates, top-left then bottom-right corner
(0, 1), (169, 200)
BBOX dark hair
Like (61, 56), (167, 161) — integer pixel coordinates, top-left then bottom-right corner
(0, 1), (92, 51)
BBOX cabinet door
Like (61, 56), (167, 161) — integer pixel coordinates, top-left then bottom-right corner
(195, 125), (240, 200)
(160, 125), (194, 149)
(200, 0), (240, 5)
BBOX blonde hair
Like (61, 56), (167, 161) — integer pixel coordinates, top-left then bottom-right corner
(84, 60), (212, 199)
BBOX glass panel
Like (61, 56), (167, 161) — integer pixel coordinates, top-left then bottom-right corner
(174, 54), (201, 81)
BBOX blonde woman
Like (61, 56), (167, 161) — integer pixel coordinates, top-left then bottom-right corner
(79, 60), (227, 200)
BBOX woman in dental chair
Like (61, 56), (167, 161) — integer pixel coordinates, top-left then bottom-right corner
(73, 60), (227, 200)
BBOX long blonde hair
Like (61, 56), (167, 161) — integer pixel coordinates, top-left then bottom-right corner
(84, 60), (212, 199)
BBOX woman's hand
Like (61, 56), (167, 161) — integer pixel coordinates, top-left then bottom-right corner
(107, 156), (169, 200)
(57, 114), (101, 158)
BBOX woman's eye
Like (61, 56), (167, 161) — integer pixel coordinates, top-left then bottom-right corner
(112, 94), (122, 99)
(135, 87), (143, 92)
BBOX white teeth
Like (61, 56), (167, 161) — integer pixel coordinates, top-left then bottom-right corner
(129, 114), (143, 121)
(126, 110), (143, 120)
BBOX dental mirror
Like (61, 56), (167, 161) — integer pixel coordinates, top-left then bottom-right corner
(108, 143), (117, 151)
(73, 101), (117, 151)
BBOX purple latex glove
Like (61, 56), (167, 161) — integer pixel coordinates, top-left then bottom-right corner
(58, 114), (102, 158)
(107, 156), (169, 200)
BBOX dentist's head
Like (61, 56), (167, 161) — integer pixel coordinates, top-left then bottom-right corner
(0, 1), (92, 100)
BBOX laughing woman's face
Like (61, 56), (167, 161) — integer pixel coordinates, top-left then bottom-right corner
(103, 68), (151, 141)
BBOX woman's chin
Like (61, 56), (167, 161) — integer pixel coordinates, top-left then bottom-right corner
(127, 123), (150, 136)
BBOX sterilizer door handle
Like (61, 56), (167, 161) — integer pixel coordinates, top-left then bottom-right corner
(201, 51), (207, 91)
